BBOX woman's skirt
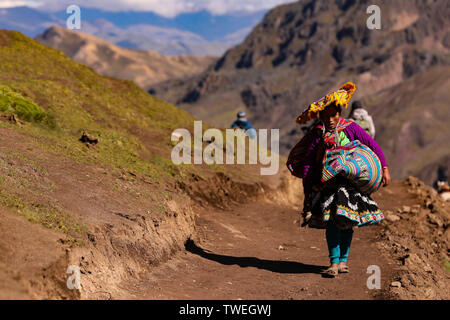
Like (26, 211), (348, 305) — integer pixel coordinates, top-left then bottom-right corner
(308, 177), (385, 230)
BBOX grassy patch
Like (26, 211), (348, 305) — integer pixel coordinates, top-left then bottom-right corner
(0, 85), (56, 127)
(149, 155), (180, 177)
(0, 184), (87, 245)
(0, 151), (87, 244)
(444, 258), (450, 273)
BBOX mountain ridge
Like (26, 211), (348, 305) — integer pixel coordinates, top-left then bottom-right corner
(151, 0), (450, 184)
(35, 25), (217, 89)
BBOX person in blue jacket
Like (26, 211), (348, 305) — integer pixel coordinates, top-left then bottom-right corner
(231, 111), (256, 139)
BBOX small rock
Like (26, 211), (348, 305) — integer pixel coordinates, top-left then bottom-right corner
(399, 254), (410, 265)
(427, 213), (443, 228)
(425, 199), (435, 211)
(278, 245), (286, 251)
(80, 131), (99, 145)
(8, 114), (22, 126)
(390, 281), (402, 288)
(402, 205), (411, 213)
(408, 253), (421, 265)
(423, 265), (433, 273)
(87, 233), (96, 243)
(386, 214), (401, 222)
(425, 287), (435, 298)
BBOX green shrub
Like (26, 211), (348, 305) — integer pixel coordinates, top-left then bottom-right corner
(0, 85), (55, 127)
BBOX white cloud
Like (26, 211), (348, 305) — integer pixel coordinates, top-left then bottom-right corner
(0, 0), (40, 8)
(203, 0), (298, 15)
(11, 0), (298, 17)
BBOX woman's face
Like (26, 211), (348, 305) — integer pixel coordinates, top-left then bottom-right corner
(319, 105), (340, 131)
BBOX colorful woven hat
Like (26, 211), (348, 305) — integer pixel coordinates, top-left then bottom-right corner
(296, 82), (357, 124)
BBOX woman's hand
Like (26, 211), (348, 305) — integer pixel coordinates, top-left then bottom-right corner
(382, 166), (391, 187)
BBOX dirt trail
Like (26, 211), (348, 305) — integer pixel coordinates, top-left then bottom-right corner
(2, 124), (442, 300)
(118, 199), (396, 300)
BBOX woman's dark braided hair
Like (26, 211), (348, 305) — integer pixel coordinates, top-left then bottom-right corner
(319, 101), (342, 116)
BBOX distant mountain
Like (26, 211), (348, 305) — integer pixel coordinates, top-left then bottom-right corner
(78, 19), (235, 56)
(150, 0), (450, 184)
(51, 8), (267, 42)
(36, 26), (216, 89)
(0, 6), (266, 56)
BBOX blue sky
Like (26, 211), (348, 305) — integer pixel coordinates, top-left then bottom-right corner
(0, 0), (298, 17)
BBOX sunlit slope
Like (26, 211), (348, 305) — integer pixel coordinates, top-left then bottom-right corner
(35, 26), (217, 90)
(0, 29), (198, 177)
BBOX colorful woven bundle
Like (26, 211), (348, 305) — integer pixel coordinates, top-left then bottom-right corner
(321, 140), (382, 195)
(296, 82), (357, 124)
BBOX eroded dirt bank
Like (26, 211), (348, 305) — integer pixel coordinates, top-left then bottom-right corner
(0, 125), (300, 299)
(64, 168), (297, 299)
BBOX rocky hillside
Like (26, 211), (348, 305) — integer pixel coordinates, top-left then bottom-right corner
(362, 65), (450, 185)
(36, 26), (216, 90)
(151, 0), (450, 184)
(374, 176), (450, 299)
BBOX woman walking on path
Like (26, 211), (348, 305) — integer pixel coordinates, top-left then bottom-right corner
(286, 83), (391, 277)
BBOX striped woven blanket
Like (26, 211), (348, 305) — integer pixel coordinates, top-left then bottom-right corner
(321, 140), (382, 195)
